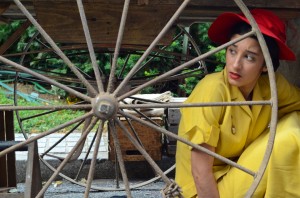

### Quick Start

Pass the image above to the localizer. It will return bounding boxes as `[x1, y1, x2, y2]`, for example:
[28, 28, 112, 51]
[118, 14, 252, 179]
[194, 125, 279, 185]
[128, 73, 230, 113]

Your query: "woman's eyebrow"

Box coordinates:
[231, 44, 237, 48]
[231, 44, 260, 55]
[246, 49, 260, 56]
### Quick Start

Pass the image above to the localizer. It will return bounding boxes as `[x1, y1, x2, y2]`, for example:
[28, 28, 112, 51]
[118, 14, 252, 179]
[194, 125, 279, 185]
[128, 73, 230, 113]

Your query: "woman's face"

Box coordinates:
[225, 34, 267, 99]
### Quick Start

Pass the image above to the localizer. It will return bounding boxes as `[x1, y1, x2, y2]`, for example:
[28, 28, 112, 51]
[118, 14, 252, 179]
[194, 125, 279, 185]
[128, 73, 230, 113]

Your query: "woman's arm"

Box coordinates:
[191, 143, 219, 198]
[269, 73, 300, 118]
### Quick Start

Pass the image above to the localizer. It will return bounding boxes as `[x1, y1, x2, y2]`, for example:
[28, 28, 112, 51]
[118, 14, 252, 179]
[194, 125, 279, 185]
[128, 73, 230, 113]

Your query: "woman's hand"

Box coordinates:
[191, 143, 219, 198]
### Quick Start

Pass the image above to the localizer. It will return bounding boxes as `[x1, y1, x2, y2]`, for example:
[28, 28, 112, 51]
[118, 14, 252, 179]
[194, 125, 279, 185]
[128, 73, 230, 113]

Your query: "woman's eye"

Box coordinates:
[229, 48, 236, 55]
[245, 54, 254, 61]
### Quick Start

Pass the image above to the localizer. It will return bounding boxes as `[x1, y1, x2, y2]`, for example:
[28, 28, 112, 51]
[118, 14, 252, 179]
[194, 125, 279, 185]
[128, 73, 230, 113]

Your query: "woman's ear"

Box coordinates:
[262, 65, 268, 72]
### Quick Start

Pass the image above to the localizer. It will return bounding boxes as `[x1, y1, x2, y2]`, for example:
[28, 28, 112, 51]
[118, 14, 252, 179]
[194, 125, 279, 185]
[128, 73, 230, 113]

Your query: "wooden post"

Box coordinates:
[0, 20, 31, 55]
[24, 141, 43, 198]
[0, 110, 17, 189]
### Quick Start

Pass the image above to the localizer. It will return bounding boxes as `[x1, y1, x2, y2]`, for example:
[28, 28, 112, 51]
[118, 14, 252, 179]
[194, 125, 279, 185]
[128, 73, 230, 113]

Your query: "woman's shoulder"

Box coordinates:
[195, 70, 228, 89]
[258, 72, 290, 86]
[187, 70, 230, 102]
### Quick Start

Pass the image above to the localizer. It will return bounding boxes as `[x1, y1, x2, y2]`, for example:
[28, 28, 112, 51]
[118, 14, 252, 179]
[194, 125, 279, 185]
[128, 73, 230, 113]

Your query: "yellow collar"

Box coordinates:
[222, 68, 268, 102]
[222, 68, 269, 117]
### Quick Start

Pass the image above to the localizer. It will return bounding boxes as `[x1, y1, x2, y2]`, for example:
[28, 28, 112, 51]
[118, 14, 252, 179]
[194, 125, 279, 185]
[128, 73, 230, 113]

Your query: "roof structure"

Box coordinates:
[1, 0, 300, 22]
[1, 1, 300, 49]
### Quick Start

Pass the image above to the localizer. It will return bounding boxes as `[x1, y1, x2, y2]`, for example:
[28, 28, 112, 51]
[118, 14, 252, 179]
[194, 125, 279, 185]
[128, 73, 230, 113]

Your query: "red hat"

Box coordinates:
[208, 9, 296, 61]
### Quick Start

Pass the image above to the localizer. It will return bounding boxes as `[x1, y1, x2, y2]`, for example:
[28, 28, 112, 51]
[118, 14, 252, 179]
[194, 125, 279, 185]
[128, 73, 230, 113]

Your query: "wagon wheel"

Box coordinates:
[0, 0, 277, 198]
[5, 6, 209, 192]
[7, 13, 206, 192]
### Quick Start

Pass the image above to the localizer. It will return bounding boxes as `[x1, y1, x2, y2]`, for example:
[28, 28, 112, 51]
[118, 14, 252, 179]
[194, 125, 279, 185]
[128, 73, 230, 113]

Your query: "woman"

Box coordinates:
[175, 9, 300, 198]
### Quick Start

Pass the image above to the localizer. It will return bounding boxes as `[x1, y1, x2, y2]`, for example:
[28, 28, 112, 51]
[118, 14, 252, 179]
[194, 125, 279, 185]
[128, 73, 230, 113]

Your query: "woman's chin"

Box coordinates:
[228, 78, 241, 87]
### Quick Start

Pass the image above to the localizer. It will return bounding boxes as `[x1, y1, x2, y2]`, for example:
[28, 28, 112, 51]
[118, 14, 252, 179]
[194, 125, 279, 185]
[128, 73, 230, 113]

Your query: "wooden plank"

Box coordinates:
[0, 111, 8, 188]
[109, 118, 163, 161]
[0, 110, 16, 189]
[0, 2, 35, 21]
[24, 141, 42, 198]
[187, 0, 266, 7]
[4, 111, 17, 138]
[187, 0, 300, 8]
[265, 0, 300, 8]
[2, 0, 300, 22]
[0, 111, 5, 140]
[0, 20, 31, 55]
[1, 0, 32, 2]
[4, 111, 16, 188]
[33, 1, 178, 46]
[30, 0, 300, 8]
[33, 0, 182, 4]
[0, 3, 10, 15]
[179, 7, 300, 25]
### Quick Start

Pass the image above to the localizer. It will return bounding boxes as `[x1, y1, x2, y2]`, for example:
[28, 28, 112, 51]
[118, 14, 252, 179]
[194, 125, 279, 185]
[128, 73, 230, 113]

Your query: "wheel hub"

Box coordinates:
[92, 93, 119, 120]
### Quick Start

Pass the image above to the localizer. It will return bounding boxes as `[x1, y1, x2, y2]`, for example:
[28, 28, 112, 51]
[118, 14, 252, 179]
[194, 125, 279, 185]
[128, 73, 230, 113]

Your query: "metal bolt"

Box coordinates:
[98, 102, 111, 114]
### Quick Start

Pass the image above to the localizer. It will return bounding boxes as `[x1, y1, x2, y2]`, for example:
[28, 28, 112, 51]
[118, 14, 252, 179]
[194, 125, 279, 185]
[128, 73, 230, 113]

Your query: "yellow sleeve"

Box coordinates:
[276, 73, 300, 118]
[178, 73, 229, 147]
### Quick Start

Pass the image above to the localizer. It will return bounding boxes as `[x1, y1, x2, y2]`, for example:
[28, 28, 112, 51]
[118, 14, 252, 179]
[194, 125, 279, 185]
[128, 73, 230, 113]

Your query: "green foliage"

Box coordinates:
[179, 70, 203, 95]
[0, 21, 21, 44]
[208, 46, 226, 72]
[116, 54, 141, 77]
[176, 23, 226, 96]
[0, 90, 84, 133]
[168, 39, 182, 53]
[0, 21, 39, 57]
[0, 17, 232, 135]
[0, 20, 227, 98]
[16, 107, 84, 134]
[190, 23, 211, 52]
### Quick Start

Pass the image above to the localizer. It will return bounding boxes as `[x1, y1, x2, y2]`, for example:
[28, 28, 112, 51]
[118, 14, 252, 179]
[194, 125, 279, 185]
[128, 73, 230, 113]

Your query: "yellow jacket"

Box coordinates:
[175, 68, 300, 197]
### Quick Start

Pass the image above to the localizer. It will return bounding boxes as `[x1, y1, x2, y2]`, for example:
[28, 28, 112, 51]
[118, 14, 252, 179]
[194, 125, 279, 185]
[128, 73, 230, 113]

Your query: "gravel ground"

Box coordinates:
[12, 179, 166, 198]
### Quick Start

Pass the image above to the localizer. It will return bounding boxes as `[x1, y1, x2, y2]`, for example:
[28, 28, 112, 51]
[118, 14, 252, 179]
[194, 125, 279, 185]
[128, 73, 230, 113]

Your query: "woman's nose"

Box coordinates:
[232, 55, 242, 69]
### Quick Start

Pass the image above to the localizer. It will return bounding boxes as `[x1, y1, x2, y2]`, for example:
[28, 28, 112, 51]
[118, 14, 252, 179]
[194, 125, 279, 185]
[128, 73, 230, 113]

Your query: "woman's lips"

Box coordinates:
[229, 72, 241, 80]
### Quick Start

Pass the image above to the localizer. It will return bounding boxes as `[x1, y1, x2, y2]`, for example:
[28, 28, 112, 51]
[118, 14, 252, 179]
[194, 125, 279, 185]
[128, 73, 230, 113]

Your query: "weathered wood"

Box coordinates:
[14, 0, 300, 8]
[2, 0, 300, 19]
[180, 8, 300, 23]
[0, 2, 35, 21]
[0, 111, 8, 188]
[33, 1, 178, 45]
[0, 109, 42, 197]
[0, 3, 10, 17]
[109, 118, 163, 161]
[187, 0, 300, 8]
[0, 20, 31, 55]
[0, 141, 41, 198]
[4, 111, 16, 189]
[24, 141, 43, 198]
[0, 110, 16, 189]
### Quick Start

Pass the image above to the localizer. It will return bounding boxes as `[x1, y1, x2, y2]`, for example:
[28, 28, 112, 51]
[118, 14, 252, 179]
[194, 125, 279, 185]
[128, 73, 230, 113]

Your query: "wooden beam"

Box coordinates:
[0, 111, 8, 189]
[2, 0, 300, 21]
[0, 110, 16, 189]
[0, 20, 31, 55]
[178, 7, 300, 25]
[33, 1, 178, 45]
[186, 0, 300, 9]
[0, 3, 10, 15]
[0, 3, 10, 23]
[24, 141, 42, 198]
[4, 111, 16, 188]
